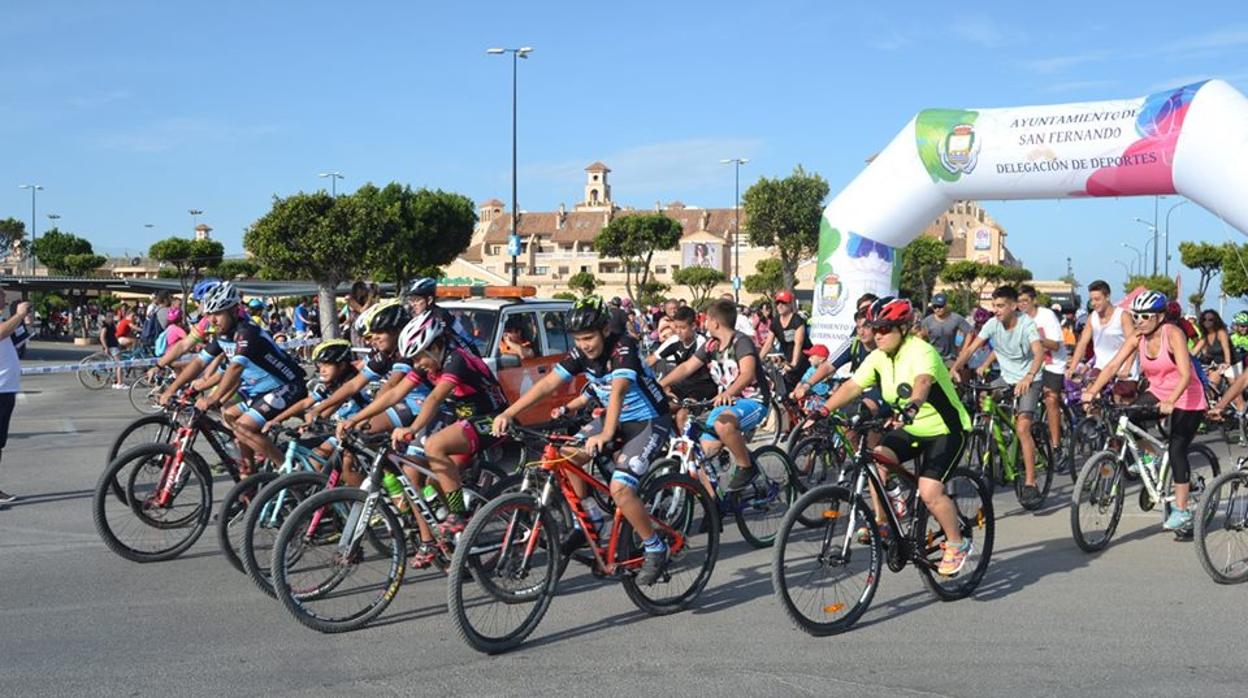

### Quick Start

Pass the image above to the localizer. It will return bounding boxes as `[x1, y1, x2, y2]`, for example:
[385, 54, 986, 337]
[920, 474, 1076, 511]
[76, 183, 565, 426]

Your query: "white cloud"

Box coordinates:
[1162, 26, 1248, 57]
[951, 17, 1008, 48]
[95, 117, 279, 153]
[66, 89, 132, 110]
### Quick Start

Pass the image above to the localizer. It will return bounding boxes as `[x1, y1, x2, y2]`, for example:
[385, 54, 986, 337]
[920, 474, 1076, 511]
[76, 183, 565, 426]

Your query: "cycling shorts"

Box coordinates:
[577, 416, 673, 477]
[241, 382, 308, 429]
[455, 413, 506, 456]
[879, 428, 966, 482]
[701, 398, 767, 442]
[385, 394, 427, 429]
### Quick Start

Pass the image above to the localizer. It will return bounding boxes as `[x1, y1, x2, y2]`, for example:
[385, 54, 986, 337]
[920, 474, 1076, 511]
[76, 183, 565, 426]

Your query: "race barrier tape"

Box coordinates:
[19, 338, 321, 377]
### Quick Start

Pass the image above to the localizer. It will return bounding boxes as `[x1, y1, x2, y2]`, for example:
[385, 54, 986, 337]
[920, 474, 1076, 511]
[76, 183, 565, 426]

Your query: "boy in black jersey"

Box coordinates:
[647, 305, 717, 431]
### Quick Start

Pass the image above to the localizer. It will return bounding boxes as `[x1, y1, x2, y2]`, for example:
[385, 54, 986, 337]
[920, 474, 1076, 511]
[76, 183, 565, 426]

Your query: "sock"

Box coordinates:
[445, 488, 466, 515]
[583, 500, 604, 531]
[643, 533, 666, 553]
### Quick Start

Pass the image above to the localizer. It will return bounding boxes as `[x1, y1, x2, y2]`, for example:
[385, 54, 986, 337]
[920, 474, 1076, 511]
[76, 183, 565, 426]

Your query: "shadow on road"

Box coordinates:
[5, 488, 95, 507]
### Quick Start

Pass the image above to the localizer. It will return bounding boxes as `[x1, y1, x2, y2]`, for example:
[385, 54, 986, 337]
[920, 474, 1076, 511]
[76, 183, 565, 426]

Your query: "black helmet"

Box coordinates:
[364, 300, 411, 334]
[312, 339, 354, 364]
[566, 296, 609, 332]
[406, 277, 437, 298]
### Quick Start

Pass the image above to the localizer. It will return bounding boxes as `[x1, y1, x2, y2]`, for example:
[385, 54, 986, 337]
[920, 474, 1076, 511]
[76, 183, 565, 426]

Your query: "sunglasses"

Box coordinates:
[775, 300, 789, 306]
[1132, 312, 1158, 322]
[873, 324, 896, 336]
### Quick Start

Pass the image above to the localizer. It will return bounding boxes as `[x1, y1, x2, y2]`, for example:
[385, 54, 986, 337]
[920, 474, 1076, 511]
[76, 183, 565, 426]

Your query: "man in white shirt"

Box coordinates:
[1019, 284, 1068, 466]
[0, 289, 30, 505]
[719, 293, 755, 340]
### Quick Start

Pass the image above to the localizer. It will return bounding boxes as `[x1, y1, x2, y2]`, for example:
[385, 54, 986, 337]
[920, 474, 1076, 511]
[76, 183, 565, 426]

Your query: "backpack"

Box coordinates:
[139, 311, 162, 349]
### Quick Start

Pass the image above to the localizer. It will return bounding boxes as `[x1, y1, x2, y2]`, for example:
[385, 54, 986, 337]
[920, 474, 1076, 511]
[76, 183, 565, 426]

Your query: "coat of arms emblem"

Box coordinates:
[938, 123, 980, 175]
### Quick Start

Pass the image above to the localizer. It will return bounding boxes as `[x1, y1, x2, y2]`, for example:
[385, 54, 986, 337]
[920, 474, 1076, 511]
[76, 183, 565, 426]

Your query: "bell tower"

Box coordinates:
[580, 161, 612, 209]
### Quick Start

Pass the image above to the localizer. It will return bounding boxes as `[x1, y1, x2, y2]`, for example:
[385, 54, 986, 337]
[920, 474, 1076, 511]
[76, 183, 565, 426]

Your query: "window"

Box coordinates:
[446, 308, 498, 356]
[580, 265, 590, 273]
[655, 265, 667, 274]
[490, 245, 500, 255]
[557, 266, 569, 275]
[533, 266, 549, 275]
[542, 310, 571, 355]
[500, 310, 543, 358]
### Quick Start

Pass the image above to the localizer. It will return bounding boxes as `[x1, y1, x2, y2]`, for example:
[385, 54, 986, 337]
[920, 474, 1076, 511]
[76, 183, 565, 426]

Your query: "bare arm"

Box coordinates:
[1068, 322, 1093, 378]
[821, 379, 866, 414]
[0, 303, 30, 341]
[1084, 336, 1141, 396]
[659, 354, 706, 388]
[499, 370, 565, 422]
[950, 333, 988, 376]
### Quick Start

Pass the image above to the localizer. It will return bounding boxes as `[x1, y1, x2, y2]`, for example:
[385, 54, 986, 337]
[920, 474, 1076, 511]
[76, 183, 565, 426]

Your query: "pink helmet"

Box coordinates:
[166, 307, 183, 324]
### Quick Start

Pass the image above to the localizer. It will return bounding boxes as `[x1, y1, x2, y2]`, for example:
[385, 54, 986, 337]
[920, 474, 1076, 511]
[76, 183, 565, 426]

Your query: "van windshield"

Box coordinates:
[446, 308, 496, 356]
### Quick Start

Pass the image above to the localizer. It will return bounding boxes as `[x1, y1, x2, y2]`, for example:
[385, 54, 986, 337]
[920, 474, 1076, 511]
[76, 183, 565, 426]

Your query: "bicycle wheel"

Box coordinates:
[913, 468, 995, 601]
[734, 445, 798, 548]
[1193, 469, 1248, 584]
[789, 435, 843, 493]
[271, 487, 406, 633]
[1070, 418, 1104, 482]
[620, 473, 719, 615]
[128, 374, 163, 415]
[771, 484, 881, 636]
[448, 492, 559, 654]
[105, 414, 178, 505]
[78, 351, 112, 390]
[241, 471, 329, 598]
[216, 471, 278, 574]
[1070, 451, 1126, 553]
[93, 444, 212, 563]
[1013, 424, 1054, 511]
[963, 428, 994, 495]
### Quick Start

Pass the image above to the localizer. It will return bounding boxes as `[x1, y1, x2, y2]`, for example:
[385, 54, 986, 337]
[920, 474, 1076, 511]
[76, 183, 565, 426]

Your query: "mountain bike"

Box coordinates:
[1193, 455, 1248, 584]
[771, 390, 994, 636]
[963, 381, 1054, 509]
[128, 367, 175, 415]
[785, 398, 853, 492]
[78, 345, 154, 390]
[1071, 403, 1221, 552]
[447, 425, 718, 653]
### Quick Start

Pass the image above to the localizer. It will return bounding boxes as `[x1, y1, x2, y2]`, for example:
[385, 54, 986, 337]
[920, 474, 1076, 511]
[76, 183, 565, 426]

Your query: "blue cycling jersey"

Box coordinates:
[555, 333, 669, 423]
[198, 320, 305, 396]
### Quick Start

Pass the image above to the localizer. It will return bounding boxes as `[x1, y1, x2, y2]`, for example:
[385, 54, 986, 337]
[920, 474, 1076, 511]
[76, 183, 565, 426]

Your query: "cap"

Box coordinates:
[931, 293, 947, 308]
[774, 290, 795, 304]
[803, 344, 830, 359]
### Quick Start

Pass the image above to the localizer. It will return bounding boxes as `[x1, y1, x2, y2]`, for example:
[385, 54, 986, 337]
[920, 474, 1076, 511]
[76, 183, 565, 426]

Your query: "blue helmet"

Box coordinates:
[1130, 290, 1167, 314]
[192, 277, 223, 301]
[247, 298, 265, 310]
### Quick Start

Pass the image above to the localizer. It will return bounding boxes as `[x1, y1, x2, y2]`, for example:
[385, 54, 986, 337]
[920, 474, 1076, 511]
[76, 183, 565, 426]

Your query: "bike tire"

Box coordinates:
[734, 445, 798, 548]
[789, 435, 843, 496]
[105, 414, 179, 505]
[1070, 451, 1126, 553]
[620, 473, 719, 615]
[963, 429, 993, 495]
[93, 444, 213, 563]
[216, 471, 279, 574]
[912, 468, 995, 601]
[78, 352, 112, 390]
[1013, 424, 1054, 511]
[770, 484, 881, 636]
[447, 492, 559, 654]
[128, 374, 163, 415]
[1193, 469, 1248, 584]
[241, 471, 329, 598]
[1070, 418, 1104, 482]
[270, 487, 406, 633]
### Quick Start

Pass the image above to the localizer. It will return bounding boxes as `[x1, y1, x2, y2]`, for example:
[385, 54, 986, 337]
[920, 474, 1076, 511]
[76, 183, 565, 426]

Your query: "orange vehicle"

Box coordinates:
[438, 289, 584, 425]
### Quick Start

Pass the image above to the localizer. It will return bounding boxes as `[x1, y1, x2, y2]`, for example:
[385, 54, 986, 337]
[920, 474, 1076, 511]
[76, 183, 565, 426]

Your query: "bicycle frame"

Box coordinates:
[255, 435, 336, 529]
[1110, 414, 1173, 508]
[976, 390, 1026, 482]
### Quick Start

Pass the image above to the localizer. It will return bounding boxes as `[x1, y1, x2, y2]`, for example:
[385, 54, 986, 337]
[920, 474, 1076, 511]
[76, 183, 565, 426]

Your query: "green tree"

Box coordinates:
[552, 291, 577, 301]
[938, 261, 983, 312]
[362, 183, 476, 291]
[149, 237, 226, 302]
[672, 266, 727, 309]
[1221, 243, 1248, 300]
[59, 253, 106, 276]
[742, 165, 830, 290]
[1179, 241, 1225, 311]
[31, 228, 99, 274]
[594, 213, 682, 303]
[743, 258, 784, 301]
[637, 281, 670, 308]
[567, 271, 598, 297]
[898, 236, 948, 308]
[1123, 274, 1177, 299]
[210, 259, 261, 280]
[0, 217, 26, 256]
[245, 191, 374, 339]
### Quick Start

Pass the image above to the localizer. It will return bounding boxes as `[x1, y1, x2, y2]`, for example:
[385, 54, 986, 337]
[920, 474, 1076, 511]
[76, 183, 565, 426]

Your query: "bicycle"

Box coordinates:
[1071, 403, 1221, 552]
[785, 397, 854, 492]
[446, 424, 719, 653]
[963, 381, 1054, 510]
[1193, 454, 1248, 584]
[128, 367, 175, 415]
[78, 345, 154, 390]
[771, 389, 995, 636]
[645, 399, 799, 547]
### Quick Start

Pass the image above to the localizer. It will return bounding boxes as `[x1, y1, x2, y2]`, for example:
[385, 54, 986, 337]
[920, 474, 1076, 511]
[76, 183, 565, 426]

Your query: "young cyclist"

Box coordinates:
[818, 297, 974, 576]
[492, 296, 676, 584]
[647, 305, 717, 431]
[660, 298, 769, 493]
[404, 277, 478, 353]
[331, 300, 425, 434]
[795, 345, 833, 400]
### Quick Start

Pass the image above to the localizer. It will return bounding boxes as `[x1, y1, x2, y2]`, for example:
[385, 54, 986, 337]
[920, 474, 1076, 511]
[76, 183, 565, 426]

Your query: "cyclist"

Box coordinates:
[1083, 291, 1207, 530]
[818, 296, 973, 576]
[162, 282, 307, 471]
[404, 277, 478, 354]
[1195, 310, 1234, 389]
[660, 298, 769, 493]
[1018, 284, 1068, 469]
[147, 278, 230, 380]
[492, 296, 675, 584]
[330, 300, 425, 433]
[1067, 280, 1135, 387]
[98, 311, 126, 390]
[760, 289, 811, 394]
[1230, 311, 1248, 362]
[647, 305, 717, 431]
[950, 285, 1047, 507]
[917, 293, 971, 365]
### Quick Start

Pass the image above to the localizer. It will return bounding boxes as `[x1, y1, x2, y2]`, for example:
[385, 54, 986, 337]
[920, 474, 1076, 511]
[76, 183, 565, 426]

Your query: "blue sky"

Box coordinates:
[4, 0, 1247, 307]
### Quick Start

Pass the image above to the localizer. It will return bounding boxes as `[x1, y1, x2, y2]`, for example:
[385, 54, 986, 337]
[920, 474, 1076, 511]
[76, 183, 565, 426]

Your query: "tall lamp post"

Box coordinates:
[1133, 217, 1158, 275]
[1113, 259, 1132, 284]
[318, 171, 344, 197]
[720, 157, 749, 302]
[1163, 200, 1190, 276]
[487, 45, 533, 286]
[1121, 242, 1144, 275]
[19, 184, 43, 274]
[189, 209, 203, 232]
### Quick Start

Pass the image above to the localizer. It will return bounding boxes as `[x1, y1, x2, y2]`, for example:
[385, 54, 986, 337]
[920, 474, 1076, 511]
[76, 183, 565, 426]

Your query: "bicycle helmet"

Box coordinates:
[361, 299, 411, 335]
[566, 296, 610, 333]
[398, 311, 446, 358]
[312, 339, 354, 364]
[406, 277, 437, 298]
[864, 296, 913, 329]
[1130, 290, 1167, 314]
[166, 307, 183, 324]
[247, 298, 265, 311]
[972, 306, 992, 325]
[1234, 311, 1248, 325]
[200, 281, 241, 314]
[192, 277, 222, 301]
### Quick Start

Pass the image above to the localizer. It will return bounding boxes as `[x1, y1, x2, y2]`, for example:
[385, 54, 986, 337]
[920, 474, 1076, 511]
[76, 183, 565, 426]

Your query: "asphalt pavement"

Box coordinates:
[1, 341, 1245, 698]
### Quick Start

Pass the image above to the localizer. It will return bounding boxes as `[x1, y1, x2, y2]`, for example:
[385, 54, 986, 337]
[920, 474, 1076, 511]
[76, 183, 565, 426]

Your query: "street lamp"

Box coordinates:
[1163, 200, 1190, 276]
[1113, 259, 1132, 282]
[318, 171, 344, 197]
[720, 157, 749, 302]
[189, 209, 203, 231]
[1133, 217, 1158, 275]
[19, 184, 43, 274]
[487, 45, 533, 286]
[46, 213, 61, 227]
[1121, 242, 1143, 274]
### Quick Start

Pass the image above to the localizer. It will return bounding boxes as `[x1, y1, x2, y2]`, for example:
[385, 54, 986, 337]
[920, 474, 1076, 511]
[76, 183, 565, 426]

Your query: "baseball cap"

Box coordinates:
[931, 293, 947, 308]
[803, 344, 830, 359]
[775, 290, 795, 304]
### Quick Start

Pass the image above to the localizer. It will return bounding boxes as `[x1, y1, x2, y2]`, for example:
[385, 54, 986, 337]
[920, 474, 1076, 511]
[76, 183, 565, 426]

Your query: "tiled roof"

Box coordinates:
[479, 198, 504, 208]
[461, 244, 483, 262]
[479, 206, 748, 246]
[584, 161, 610, 172]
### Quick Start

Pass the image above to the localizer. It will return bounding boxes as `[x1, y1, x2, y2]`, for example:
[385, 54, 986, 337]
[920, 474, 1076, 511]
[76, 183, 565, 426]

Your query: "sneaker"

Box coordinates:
[724, 464, 758, 493]
[855, 521, 890, 544]
[437, 513, 468, 541]
[1021, 484, 1041, 506]
[635, 544, 670, 586]
[0, 490, 16, 505]
[937, 538, 974, 577]
[560, 528, 588, 557]
[409, 542, 438, 569]
[111, 383, 128, 390]
[1163, 507, 1193, 531]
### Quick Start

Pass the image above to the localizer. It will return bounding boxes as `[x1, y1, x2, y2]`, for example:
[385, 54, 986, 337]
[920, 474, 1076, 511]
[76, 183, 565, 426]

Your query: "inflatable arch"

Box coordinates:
[810, 78, 1248, 349]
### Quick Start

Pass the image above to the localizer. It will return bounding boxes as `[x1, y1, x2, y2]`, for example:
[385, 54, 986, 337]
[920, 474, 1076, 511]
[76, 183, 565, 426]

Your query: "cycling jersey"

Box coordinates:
[198, 320, 306, 396]
[557, 333, 670, 422]
[694, 331, 770, 404]
[851, 335, 970, 438]
[404, 345, 507, 419]
[654, 334, 716, 397]
[362, 348, 412, 382]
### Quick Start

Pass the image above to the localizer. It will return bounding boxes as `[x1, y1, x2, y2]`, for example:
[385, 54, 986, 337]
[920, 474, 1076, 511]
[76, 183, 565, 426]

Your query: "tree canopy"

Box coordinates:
[31, 228, 105, 275]
[1123, 273, 1177, 299]
[1179, 241, 1225, 310]
[594, 213, 682, 303]
[149, 236, 226, 300]
[742, 165, 829, 290]
[567, 271, 598, 297]
[0, 217, 26, 254]
[743, 258, 784, 300]
[898, 236, 948, 309]
[672, 266, 726, 309]
[362, 183, 477, 290]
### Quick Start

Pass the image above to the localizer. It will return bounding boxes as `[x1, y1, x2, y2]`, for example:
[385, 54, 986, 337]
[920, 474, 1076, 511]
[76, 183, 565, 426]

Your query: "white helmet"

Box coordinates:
[201, 281, 241, 314]
[398, 311, 446, 358]
[1131, 290, 1167, 314]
